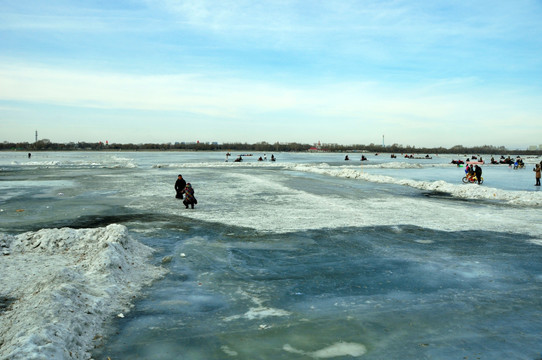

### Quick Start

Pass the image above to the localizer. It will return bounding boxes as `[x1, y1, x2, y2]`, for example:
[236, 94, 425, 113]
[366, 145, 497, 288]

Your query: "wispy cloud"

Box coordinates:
[2, 62, 538, 123]
[1, 0, 541, 146]
[0, 3, 160, 33]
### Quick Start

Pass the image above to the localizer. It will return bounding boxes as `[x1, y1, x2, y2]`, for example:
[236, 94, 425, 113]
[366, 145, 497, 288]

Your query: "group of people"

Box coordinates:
[344, 155, 368, 161]
[513, 158, 525, 169]
[175, 174, 197, 209]
[464, 160, 541, 187]
[257, 154, 276, 161]
[232, 154, 276, 162]
[465, 164, 483, 184]
[491, 155, 514, 165]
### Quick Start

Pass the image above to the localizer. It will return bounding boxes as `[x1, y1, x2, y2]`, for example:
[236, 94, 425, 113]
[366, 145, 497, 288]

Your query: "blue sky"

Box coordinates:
[1, 0, 541, 148]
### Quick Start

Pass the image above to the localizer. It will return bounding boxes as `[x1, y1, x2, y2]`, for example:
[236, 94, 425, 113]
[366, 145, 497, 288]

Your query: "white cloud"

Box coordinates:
[1, 62, 540, 132]
[1, 0, 541, 146]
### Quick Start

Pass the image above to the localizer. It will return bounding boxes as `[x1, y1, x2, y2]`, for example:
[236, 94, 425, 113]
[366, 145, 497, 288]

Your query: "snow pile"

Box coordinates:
[0, 224, 166, 360]
[288, 164, 542, 206]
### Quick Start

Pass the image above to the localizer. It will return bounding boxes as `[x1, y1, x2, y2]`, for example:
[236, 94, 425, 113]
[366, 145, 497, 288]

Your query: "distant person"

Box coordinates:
[28, 153, 31, 158]
[474, 165, 482, 185]
[534, 164, 541, 186]
[345, 155, 349, 161]
[175, 174, 186, 199]
[271, 154, 276, 162]
[183, 183, 197, 209]
[258, 156, 263, 161]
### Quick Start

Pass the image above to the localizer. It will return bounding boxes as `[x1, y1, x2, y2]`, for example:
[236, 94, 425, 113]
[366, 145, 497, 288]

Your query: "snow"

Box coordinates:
[287, 163, 542, 206]
[283, 342, 367, 358]
[1, 151, 541, 358]
[0, 224, 166, 360]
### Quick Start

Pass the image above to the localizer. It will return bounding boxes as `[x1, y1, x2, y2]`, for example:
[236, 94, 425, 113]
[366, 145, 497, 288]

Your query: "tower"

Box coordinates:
[35, 131, 38, 143]
[382, 135, 385, 147]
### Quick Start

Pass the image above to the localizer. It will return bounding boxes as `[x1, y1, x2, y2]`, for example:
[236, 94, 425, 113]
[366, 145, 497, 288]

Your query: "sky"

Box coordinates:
[1, 0, 541, 149]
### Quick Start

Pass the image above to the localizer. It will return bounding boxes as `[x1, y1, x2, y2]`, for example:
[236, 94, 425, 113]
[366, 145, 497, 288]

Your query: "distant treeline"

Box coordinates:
[1, 141, 541, 155]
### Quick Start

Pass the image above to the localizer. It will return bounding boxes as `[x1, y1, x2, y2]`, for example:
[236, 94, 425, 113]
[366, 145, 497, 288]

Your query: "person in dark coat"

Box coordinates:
[175, 174, 186, 199]
[474, 165, 482, 184]
[183, 183, 197, 209]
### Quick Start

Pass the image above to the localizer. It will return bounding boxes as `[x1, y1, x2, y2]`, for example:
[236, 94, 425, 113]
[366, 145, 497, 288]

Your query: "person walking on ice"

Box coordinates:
[183, 183, 197, 209]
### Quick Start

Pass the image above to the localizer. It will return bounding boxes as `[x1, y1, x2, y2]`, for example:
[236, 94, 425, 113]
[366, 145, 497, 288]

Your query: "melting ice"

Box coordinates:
[0, 151, 541, 359]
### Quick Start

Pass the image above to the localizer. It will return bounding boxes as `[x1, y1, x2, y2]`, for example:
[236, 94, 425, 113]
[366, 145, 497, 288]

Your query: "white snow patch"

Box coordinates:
[224, 306, 291, 321]
[0, 224, 166, 360]
[283, 342, 367, 358]
[287, 164, 542, 206]
[221, 345, 238, 356]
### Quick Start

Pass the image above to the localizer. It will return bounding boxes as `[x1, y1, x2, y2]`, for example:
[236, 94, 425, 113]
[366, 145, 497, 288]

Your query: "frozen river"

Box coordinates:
[1, 151, 541, 359]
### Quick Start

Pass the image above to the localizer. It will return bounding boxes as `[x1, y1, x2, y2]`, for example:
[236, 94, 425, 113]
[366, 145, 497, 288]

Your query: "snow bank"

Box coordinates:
[10, 156, 137, 169]
[151, 161, 284, 168]
[150, 160, 446, 170]
[288, 164, 542, 206]
[0, 224, 166, 360]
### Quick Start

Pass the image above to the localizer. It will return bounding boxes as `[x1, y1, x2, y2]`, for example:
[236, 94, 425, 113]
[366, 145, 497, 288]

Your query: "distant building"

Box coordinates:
[308, 140, 328, 152]
[528, 145, 538, 151]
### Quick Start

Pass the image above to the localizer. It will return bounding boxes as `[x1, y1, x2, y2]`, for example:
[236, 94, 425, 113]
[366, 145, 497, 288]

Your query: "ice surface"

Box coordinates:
[1, 151, 541, 359]
[124, 161, 542, 240]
